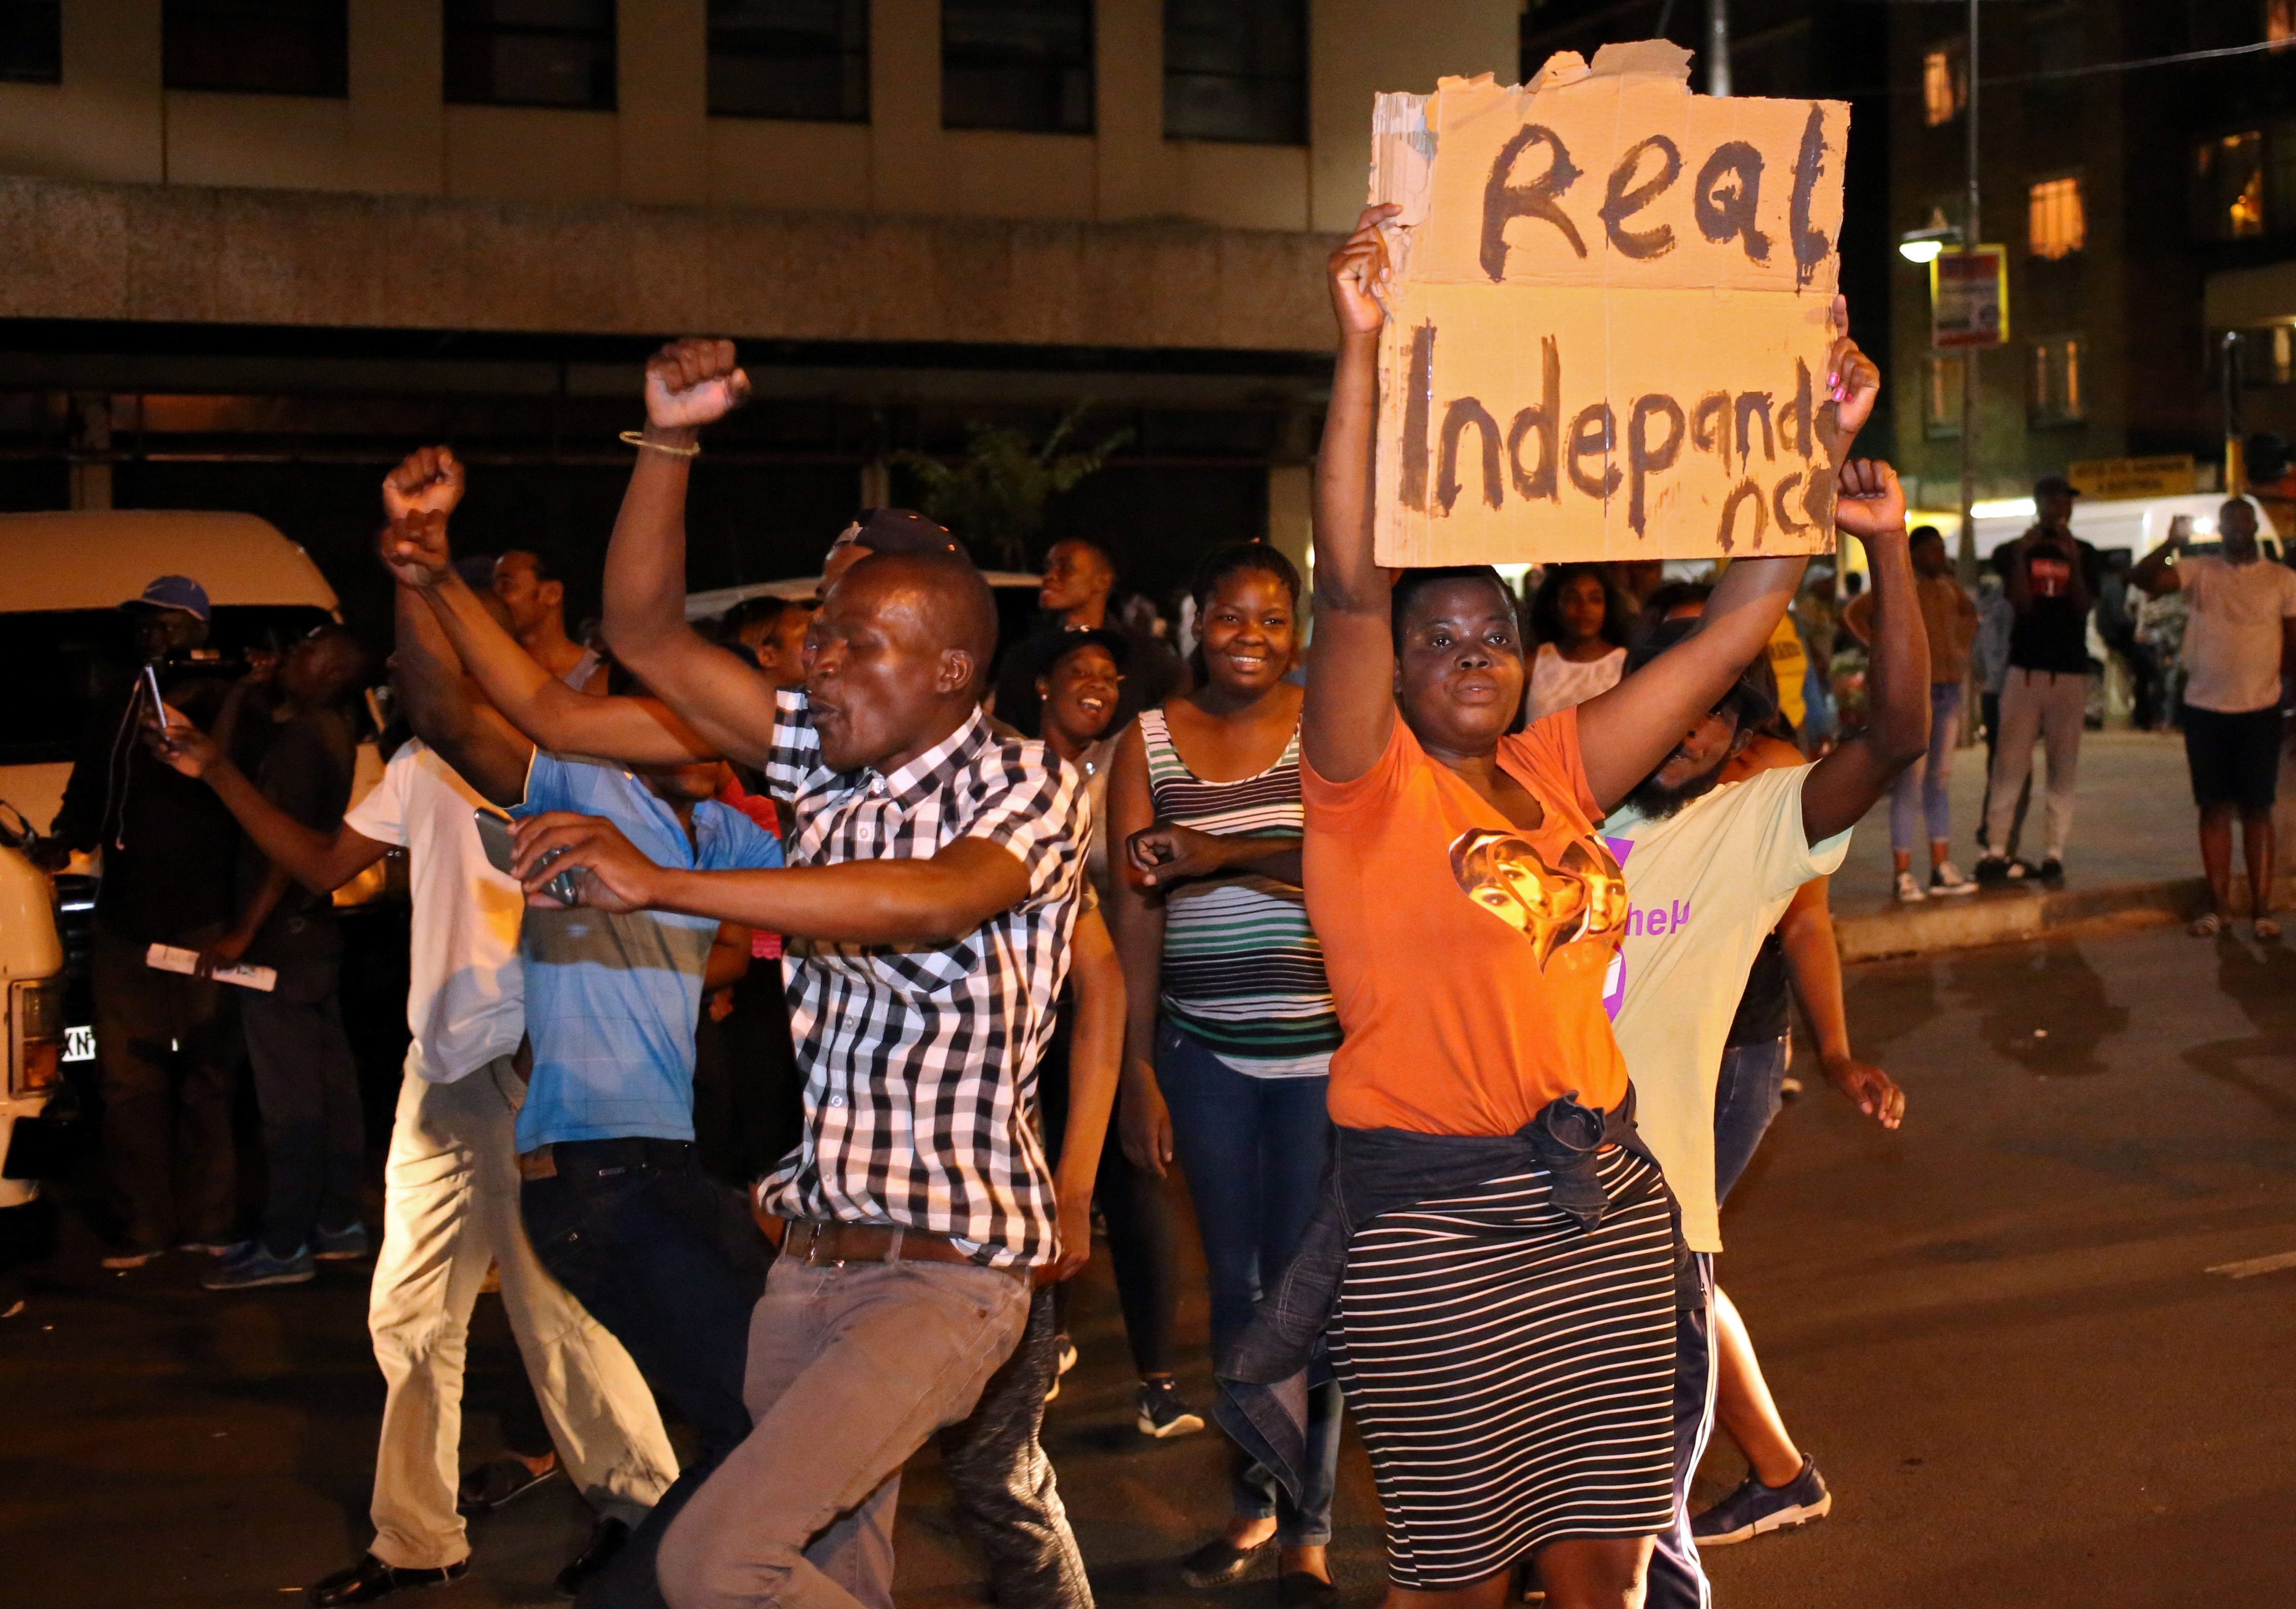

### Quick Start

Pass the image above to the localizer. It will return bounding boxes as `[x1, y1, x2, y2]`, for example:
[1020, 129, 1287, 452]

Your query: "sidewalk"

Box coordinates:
[1827, 728, 2294, 960]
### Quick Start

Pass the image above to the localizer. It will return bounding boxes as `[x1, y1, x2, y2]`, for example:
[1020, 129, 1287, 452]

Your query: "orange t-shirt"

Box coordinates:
[1303, 710, 1630, 1136]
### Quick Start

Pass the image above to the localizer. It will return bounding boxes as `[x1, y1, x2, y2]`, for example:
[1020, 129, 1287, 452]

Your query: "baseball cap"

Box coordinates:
[831, 508, 966, 563]
[122, 575, 211, 621]
[2032, 474, 2083, 500]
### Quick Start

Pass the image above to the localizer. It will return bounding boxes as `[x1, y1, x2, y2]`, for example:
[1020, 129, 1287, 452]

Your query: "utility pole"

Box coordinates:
[1956, 0, 1981, 585]
[1707, 0, 1731, 96]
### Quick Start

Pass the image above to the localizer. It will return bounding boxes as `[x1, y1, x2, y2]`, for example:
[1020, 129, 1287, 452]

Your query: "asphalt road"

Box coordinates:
[5, 923, 2294, 1609]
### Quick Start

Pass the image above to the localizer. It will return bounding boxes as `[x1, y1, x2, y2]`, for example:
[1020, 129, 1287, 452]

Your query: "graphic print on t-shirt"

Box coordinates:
[1448, 827, 1627, 968]
[2028, 553, 2073, 598]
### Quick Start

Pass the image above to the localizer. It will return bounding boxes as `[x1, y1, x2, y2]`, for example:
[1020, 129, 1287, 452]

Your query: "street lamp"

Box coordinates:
[1898, 222, 1962, 265]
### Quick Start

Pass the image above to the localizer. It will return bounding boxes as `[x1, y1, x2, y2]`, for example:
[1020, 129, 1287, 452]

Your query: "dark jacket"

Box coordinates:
[1213, 1088, 1687, 1503]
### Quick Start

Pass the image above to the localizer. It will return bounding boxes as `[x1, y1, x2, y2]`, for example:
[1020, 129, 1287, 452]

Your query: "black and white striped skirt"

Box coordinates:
[1326, 1147, 1679, 1589]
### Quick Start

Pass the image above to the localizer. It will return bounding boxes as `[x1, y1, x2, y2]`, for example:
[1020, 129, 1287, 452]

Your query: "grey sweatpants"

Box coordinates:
[1983, 666, 2088, 860]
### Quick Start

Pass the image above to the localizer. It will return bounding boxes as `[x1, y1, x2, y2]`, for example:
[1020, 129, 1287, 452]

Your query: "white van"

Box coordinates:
[1967, 493, 2283, 564]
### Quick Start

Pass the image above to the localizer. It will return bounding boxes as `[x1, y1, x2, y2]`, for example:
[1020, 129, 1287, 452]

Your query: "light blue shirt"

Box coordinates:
[511, 753, 783, 1152]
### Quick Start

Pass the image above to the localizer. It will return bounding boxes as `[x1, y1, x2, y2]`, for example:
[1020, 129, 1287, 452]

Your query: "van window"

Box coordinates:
[0, 605, 337, 766]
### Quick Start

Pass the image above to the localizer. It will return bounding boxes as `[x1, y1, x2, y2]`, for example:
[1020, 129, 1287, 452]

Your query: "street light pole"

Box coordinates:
[1708, 0, 1731, 96]
[1957, 0, 1981, 584]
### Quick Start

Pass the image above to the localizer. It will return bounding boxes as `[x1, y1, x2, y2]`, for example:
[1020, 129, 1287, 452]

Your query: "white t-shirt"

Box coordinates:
[342, 740, 525, 1082]
[1528, 642, 1628, 721]
[1600, 765, 1850, 1253]
[2179, 555, 2296, 714]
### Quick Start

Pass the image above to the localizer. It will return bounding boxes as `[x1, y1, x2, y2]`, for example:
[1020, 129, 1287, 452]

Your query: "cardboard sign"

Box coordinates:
[1368, 42, 1849, 566]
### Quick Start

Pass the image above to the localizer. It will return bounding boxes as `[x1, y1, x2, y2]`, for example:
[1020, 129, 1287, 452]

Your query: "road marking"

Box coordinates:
[2207, 1251, 2296, 1279]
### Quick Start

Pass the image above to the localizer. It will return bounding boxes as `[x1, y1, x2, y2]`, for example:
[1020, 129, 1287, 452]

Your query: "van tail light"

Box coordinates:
[10, 978, 64, 1096]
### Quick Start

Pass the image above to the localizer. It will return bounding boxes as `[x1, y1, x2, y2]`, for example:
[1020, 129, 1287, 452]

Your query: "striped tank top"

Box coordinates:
[1140, 707, 1338, 1078]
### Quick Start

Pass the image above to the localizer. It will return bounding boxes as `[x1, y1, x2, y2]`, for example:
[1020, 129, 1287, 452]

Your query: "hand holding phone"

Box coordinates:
[474, 807, 582, 905]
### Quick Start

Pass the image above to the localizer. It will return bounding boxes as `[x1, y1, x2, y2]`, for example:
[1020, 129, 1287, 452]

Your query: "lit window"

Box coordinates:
[709, 0, 870, 121]
[1165, 0, 1306, 145]
[2028, 177, 2086, 259]
[165, 0, 347, 96]
[1924, 354, 1963, 438]
[2195, 131, 2267, 240]
[2030, 336, 2084, 427]
[942, 0, 1093, 134]
[2270, 0, 2295, 48]
[1923, 44, 1966, 127]
[0, 0, 60, 84]
[445, 0, 615, 111]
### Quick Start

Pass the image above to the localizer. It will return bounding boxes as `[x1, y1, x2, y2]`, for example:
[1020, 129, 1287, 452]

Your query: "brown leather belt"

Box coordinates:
[780, 1219, 1026, 1283]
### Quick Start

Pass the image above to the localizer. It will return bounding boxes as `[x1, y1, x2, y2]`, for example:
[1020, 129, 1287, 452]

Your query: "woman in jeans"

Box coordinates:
[1108, 541, 1343, 1605]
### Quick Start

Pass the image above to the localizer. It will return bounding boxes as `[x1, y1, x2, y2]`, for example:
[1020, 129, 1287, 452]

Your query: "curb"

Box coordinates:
[1833, 874, 2290, 962]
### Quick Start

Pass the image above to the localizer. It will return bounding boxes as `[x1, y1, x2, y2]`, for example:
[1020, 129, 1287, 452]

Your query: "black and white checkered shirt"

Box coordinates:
[756, 690, 1086, 1267]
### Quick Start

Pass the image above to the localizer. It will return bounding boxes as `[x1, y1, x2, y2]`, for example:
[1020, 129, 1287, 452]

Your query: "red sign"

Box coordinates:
[1931, 247, 2008, 350]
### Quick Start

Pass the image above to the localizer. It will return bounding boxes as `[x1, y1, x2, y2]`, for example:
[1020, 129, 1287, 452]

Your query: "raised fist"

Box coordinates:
[383, 444, 464, 523]
[644, 338, 751, 432]
[1832, 458, 1906, 546]
[379, 508, 455, 589]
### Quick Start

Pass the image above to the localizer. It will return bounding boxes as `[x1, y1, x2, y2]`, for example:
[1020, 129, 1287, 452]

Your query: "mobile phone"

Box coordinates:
[473, 807, 583, 905]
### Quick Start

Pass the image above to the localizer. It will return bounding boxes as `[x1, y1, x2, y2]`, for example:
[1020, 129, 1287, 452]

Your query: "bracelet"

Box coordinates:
[620, 429, 701, 459]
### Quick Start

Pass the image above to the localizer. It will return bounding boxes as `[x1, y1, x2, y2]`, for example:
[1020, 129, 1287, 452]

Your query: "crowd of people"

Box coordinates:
[27, 195, 2290, 1609]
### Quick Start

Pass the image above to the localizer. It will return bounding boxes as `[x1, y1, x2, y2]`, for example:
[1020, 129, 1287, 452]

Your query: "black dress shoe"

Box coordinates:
[1279, 1570, 1341, 1609]
[555, 1517, 630, 1599]
[307, 1552, 469, 1605]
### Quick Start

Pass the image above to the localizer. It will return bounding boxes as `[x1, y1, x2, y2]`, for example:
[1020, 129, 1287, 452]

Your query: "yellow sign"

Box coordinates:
[2067, 455, 2196, 501]
[1368, 41, 1848, 566]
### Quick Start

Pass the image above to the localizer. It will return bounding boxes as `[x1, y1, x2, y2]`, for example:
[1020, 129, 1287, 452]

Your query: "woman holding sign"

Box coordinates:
[1290, 204, 1879, 1609]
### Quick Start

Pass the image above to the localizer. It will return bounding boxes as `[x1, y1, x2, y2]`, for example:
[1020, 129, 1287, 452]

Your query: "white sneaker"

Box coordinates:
[1928, 862, 1980, 896]
[1894, 870, 1928, 903]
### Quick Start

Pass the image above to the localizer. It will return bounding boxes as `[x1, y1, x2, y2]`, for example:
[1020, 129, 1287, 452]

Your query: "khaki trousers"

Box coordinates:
[367, 1048, 678, 1570]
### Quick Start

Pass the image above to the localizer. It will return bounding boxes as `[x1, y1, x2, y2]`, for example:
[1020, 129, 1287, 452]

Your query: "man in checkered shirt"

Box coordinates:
[505, 340, 1092, 1609]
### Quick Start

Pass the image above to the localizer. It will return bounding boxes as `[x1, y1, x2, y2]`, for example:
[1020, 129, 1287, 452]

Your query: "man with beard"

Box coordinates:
[1590, 458, 1929, 1609]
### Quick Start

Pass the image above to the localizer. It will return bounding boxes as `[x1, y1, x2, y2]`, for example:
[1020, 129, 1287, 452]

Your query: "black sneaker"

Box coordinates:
[2038, 856, 2065, 885]
[1974, 855, 2011, 887]
[1691, 1456, 1832, 1546]
[1135, 1377, 1206, 1439]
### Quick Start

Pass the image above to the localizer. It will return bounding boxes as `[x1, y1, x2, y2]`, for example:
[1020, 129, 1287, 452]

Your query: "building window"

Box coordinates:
[2028, 176, 2086, 259]
[2030, 335, 2084, 427]
[942, 0, 1092, 134]
[445, 0, 616, 110]
[2271, 0, 2295, 48]
[710, 0, 869, 121]
[1923, 42, 1965, 127]
[163, 0, 347, 97]
[1164, 0, 1306, 145]
[2194, 130, 2267, 241]
[0, 0, 59, 83]
[1924, 354, 1963, 439]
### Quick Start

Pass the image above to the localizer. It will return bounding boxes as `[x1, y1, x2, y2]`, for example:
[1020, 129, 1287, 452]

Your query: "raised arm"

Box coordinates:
[2130, 528, 2187, 596]
[1799, 461, 1931, 842]
[1575, 318, 1879, 811]
[389, 567, 536, 810]
[596, 341, 783, 770]
[1301, 205, 1404, 785]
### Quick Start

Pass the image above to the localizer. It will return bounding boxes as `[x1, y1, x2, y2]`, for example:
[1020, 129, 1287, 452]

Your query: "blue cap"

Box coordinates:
[123, 575, 211, 621]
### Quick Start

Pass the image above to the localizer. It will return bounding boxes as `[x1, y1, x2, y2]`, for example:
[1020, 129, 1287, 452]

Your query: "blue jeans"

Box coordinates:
[1712, 1037, 1789, 1205]
[1889, 682, 1964, 855]
[1156, 1024, 1342, 1547]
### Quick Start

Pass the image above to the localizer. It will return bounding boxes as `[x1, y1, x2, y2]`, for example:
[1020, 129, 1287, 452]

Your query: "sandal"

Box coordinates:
[2256, 916, 2283, 941]
[2190, 912, 2225, 938]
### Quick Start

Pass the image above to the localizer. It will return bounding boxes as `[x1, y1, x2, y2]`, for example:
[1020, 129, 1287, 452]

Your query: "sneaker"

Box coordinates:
[1135, 1378, 1206, 1439]
[1692, 1456, 1833, 1546]
[1974, 854, 2011, 887]
[1054, 1334, 1078, 1377]
[1893, 870, 1927, 903]
[314, 1222, 370, 1261]
[1928, 862, 1980, 896]
[203, 1245, 316, 1291]
[177, 1238, 238, 1257]
[100, 1243, 165, 1270]
[2038, 856, 2065, 885]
